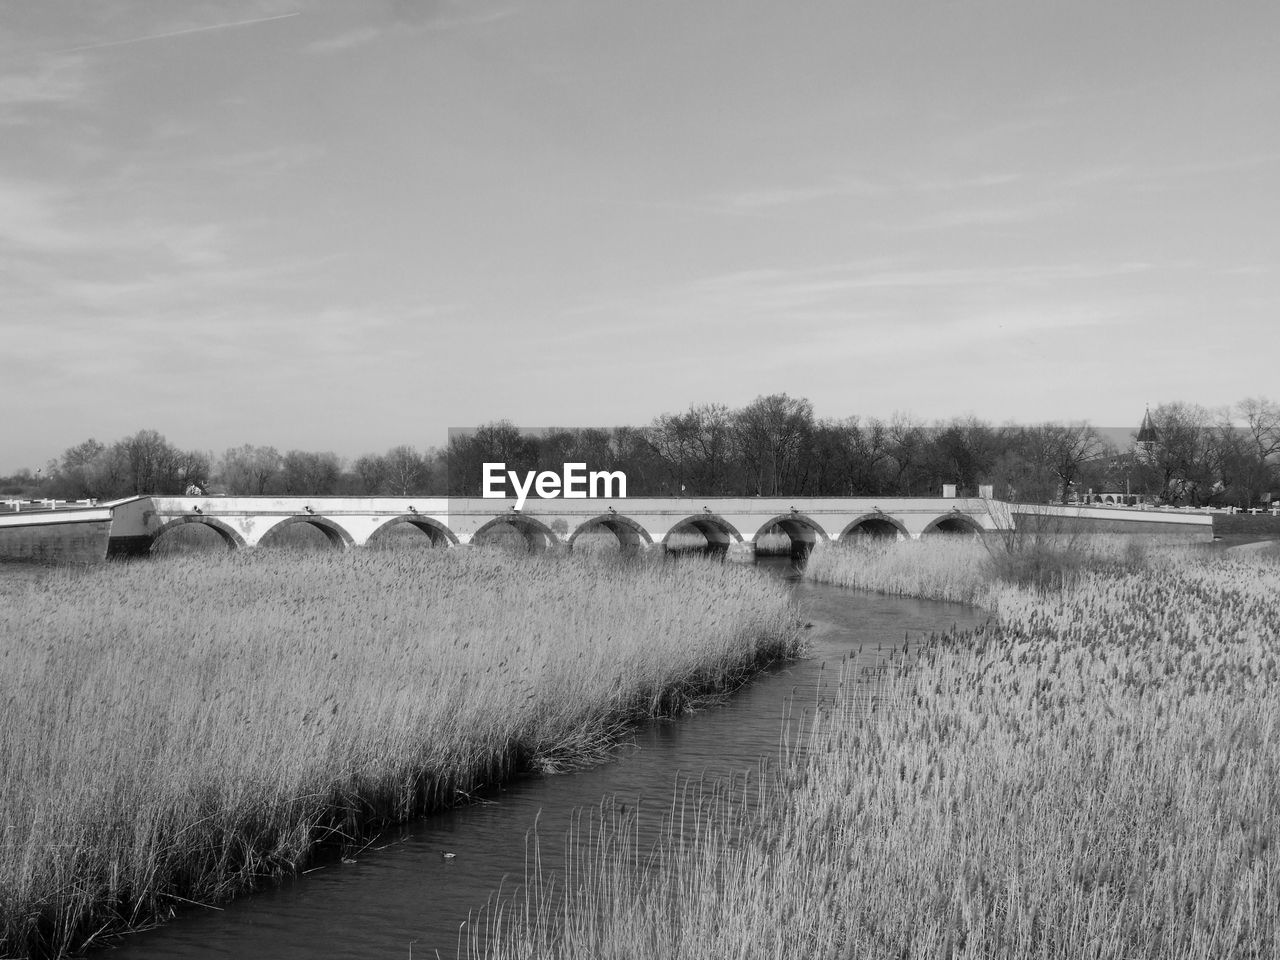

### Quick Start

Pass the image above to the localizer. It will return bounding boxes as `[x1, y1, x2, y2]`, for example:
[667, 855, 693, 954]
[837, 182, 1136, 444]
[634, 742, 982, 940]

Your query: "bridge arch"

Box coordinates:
[567, 514, 653, 554]
[472, 514, 560, 553]
[366, 515, 459, 548]
[663, 514, 742, 555]
[753, 513, 828, 562]
[752, 513, 829, 544]
[150, 516, 247, 553]
[921, 513, 984, 536]
[839, 513, 909, 541]
[258, 515, 355, 550]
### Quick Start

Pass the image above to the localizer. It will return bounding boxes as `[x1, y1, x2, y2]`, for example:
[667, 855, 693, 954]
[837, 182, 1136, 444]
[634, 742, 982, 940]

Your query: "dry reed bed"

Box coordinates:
[0, 549, 800, 959]
[474, 546, 1280, 959]
[805, 536, 997, 605]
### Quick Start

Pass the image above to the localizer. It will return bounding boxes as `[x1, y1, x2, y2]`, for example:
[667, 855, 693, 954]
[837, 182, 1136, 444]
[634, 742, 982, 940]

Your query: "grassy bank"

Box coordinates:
[473, 545, 1280, 958]
[0, 549, 801, 959]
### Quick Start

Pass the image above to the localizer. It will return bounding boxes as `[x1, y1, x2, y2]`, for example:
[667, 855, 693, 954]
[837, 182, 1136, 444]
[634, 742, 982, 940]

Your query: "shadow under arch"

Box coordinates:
[839, 513, 909, 541]
[753, 513, 829, 562]
[366, 515, 460, 548]
[258, 515, 355, 550]
[567, 514, 653, 554]
[472, 514, 561, 553]
[149, 515, 247, 552]
[921, 513, 985, 536]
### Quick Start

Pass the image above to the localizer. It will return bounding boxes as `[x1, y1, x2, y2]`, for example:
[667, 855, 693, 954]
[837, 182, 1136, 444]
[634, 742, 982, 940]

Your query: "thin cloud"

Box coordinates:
[55, 11, 301, 54]
[895, 199, 1071, 232]
[554, 258, 1157, 350]
[307, 25, 382, 54]
[712, 171, 1026, 215]
[0, 55, 87, 113]
[714, 178, 890, 213]
[425, 7, 517, 31]
[304, 2, 515, 55]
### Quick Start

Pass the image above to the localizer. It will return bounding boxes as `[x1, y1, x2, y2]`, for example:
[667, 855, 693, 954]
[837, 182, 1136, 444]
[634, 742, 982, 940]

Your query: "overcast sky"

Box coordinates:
[2, 0, 1277, 473]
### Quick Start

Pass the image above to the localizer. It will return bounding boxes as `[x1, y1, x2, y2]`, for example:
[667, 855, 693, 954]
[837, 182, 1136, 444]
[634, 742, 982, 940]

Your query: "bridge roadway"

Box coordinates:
[103, 495, 1005, 556]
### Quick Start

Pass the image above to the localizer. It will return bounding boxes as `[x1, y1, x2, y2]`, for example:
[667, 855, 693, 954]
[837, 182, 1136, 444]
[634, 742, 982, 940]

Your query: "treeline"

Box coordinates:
[8, 395, 1279, 507]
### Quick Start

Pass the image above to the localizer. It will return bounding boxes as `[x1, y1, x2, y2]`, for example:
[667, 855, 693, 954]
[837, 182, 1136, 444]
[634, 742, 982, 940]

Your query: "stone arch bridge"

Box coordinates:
[103, 495, 1008, 559]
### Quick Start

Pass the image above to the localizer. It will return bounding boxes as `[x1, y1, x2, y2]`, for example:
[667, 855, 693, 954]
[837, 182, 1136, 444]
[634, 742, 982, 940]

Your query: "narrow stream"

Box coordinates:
[99, 560, 988, 959]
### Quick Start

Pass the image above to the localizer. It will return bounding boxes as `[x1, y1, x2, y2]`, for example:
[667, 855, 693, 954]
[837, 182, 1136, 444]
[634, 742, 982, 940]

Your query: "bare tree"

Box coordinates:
[383, 445, 429, 495]
[280, 450, 343, 495]
[1026, 422, 1109, 504]
[219, 445, 282, 495]
[648, 403, 736, 495]
[925, 416, 1001, 497]
[447, 421, 538, 495]
[50, 438, 106, 498]
[352, 454, 389, 495]
[1138, 403, 1217, 504]
[1238, 396, 1280, 463]
[885, 412, 927, 495]
[732, 394, 813, 496]
[119, 429, 177, 494]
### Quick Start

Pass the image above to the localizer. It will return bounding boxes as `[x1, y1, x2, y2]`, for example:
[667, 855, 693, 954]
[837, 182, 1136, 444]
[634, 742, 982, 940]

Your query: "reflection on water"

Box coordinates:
[100, 559, 987, 960]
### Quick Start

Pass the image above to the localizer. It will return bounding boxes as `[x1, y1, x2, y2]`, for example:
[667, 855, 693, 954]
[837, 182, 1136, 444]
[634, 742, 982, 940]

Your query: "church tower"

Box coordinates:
[1135, 406, 1159, 462]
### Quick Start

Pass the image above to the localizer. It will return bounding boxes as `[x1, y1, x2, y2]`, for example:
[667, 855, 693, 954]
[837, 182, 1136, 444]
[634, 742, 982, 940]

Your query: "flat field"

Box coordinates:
[0, 549, 801, 959]
[476, 541, 1280, 959]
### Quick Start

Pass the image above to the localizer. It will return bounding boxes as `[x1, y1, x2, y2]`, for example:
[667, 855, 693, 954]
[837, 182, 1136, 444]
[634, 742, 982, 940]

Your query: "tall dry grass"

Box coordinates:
[804, 536, 996, 605]
[0, 549, 801, 959]
[804, 532, 1205, 606]
[473, 547, 1280, 959]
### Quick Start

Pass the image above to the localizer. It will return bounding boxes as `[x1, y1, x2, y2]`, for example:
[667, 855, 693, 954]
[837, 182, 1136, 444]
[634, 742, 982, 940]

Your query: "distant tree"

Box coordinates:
[383, 445, 430, 495]
[845, 416, 893, 495]
[1018, 422, 1109, 503]
[923, 417, 1001, 497]
[0, 468, 40, 498]
[884, 413, 928, 495]
[172, 448, 213, 494]
[1136, 403, 1218, 505]
[610, 426, 666, 496]
[352, 453, 389, 495]
[280, 450, 343, 495]
[1235, 397, 1280, 503]
[218, 445, 282, 495]
[422, 446, 450, 495]
[1204, 400, 1280, 508]
[1238, 396, 1280, 462]
[117, 429, 172, 493]
[49, 438, 107, 498]
[569, 428, 621, 477]
[805, 419, 852, 496]
[447, 421, 538, 495]
[536, 429, 580, 475]
[648, 403, 737, 496]
[90, 443, 131, 498]
[732, 394, 814, 496]
[808, 417, 892, 496]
